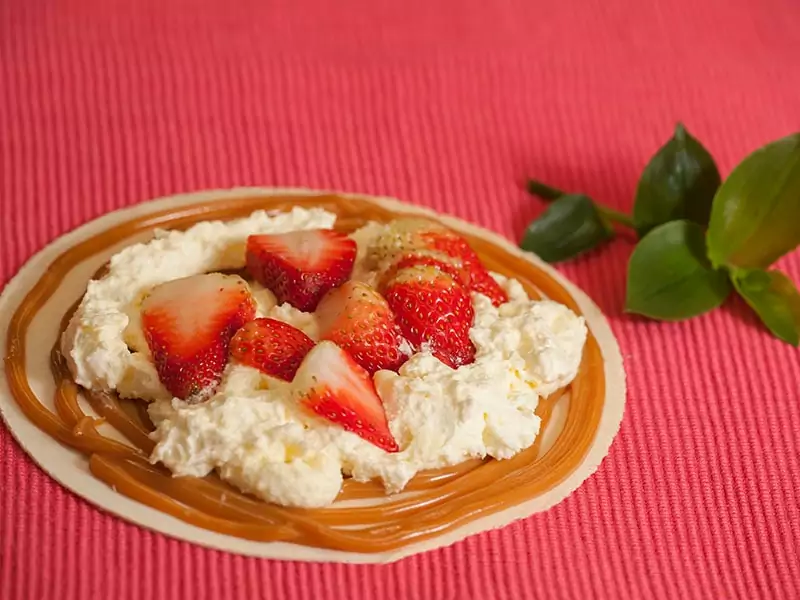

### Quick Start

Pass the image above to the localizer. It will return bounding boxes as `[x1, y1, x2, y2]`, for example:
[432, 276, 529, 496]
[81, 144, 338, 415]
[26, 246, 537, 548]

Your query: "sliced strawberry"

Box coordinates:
[418, 230, 509, 307]
[141, 273, 256, 400]
[294, 341, 399, 452]
[368, 218, 445, 268]
[316, 281, 409, 374]
[246, 230, 356, 311]
[383, 265, 476, 368]
[371, 219, 508, 306]
[418, 229, 474, 262]
[378, 249, 470, 290]
[230, 318, 314, 381]
[466, 268, 508, 306]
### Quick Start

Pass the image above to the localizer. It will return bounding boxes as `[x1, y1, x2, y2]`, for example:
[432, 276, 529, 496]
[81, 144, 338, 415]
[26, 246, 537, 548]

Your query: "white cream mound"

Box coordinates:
[62, 208, 587, 508]
[61, 207, 335, 401]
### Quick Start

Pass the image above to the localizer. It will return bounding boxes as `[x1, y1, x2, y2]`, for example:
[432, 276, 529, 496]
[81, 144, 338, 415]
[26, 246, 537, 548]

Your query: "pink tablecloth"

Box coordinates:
[2, 1, 799, 598]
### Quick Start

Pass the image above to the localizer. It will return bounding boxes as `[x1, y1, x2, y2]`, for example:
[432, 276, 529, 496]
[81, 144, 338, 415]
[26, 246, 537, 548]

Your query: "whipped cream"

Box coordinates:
[62, 207, 335, 400]
[62, 210, 587, 508]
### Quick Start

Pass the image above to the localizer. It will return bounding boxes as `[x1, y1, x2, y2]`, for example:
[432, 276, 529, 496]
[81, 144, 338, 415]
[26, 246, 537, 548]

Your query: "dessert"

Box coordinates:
[61, 205, 587, 509]
[2, 191, 621, 559]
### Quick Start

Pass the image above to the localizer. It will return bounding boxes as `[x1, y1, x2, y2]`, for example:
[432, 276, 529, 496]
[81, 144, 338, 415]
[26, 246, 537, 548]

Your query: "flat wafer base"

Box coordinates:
[0, 188, 625, 563]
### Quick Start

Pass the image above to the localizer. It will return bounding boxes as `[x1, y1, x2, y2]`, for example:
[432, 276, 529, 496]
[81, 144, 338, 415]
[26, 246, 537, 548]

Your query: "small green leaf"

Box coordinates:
[527, 179, 635, 229]
[625, 220, 732, 320]
[633, 123, 721, 237]
[520, 194, 613, 263]
[707, 132, 800, 269]
[526, 179, 565, 201]
[731, 268, 800, 346]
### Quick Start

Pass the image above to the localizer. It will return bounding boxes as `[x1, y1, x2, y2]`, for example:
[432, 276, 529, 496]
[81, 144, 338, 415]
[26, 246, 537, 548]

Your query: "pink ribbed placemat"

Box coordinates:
[2, 1, 799, 598]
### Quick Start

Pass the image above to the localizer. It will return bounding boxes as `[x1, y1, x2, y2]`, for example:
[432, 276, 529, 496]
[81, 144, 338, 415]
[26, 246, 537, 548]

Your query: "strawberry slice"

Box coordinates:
[417, 230, 509, 307]
[230, 318, 314, 381]
[465, 268, 508, 307]
[246, 230, 356, 311]
[141, 273, 256, 400]
[317, 281, 409, 374]
[383, 265, 476, 368]
[378, 249, 470, 290]
[294, 341, 400, 452]
[371, 219, 508, 306]
[368, 218, 445, 268]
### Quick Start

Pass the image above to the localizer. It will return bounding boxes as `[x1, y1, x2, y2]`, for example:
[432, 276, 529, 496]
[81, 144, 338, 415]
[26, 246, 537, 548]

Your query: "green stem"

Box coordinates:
[596, 205, 635, 229]
[527, 177, 636, 230]
[526, 179, 565, 201]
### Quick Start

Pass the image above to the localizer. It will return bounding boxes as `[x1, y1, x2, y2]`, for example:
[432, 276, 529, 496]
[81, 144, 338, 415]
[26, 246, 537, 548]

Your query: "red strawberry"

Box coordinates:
[378, 249, 470, 290]
[317, 281, 409, 374]
[418, 228, 474, 262]
[466, 268, 508, 307]
[383, 265, 476, 368]
[230, 318, 314, 381]
[418, 230, 509, 307]
[368, 218, 445, 268]
[294, 341, 400, 452]
[246, 230, 356, 311]
[371, 219, 508, 306]
[141, 273, 256, 400]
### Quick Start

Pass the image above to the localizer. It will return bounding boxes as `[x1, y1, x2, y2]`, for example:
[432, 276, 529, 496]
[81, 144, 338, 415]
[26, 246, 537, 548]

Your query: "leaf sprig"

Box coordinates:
[520, 125, 800, 346]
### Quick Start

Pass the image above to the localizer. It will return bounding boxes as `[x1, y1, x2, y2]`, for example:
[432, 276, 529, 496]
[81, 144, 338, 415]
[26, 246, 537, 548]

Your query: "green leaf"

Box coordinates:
[625, 220, 732, 320]
[526, 179, 565, 201]
[731, 268, 800, 346]
[632, 123, 721, 236]
[527, 179, 635, 229]
[520, 194, 614, 263]
[707, 132, 800, 269]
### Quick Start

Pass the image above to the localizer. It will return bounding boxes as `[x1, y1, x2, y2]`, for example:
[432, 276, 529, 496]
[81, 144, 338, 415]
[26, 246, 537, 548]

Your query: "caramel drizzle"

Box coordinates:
[5, 195, 606, 552]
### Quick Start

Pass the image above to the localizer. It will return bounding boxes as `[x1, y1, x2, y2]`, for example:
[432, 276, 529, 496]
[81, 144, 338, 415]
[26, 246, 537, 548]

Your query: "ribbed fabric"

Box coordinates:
[1, 1, 799, 598]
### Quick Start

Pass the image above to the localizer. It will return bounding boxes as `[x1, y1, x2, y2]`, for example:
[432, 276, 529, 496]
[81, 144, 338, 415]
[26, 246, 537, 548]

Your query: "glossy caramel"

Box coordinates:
[4, 195, 605, 552]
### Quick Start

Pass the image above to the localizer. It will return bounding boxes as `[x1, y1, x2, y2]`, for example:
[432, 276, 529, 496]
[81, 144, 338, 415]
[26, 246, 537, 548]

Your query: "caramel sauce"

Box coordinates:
[4, 194, 605, 552]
